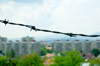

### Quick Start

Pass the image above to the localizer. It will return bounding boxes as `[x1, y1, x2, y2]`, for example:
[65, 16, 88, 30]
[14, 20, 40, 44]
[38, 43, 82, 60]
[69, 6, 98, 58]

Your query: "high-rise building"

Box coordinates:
[83, 40, 91, 53]
[29, 40, 41, 54]
[72, 40, 82, 52]
[13, 40, 21, 57]
[20, 40, 29, 55]
[91, 40, 100, 50]
[51, 41, 55, 51]
[29, 40, 36, 54]
[0, 37, 7, 50]
[22, 36, 34, 43]
[52, 40, 64, 53]
[1, 42, 6, 54]
[5, 41, 13, 54]
[34, 42, 41, 54]
[64, 40, 72, 52]
[95, 40, 100, 50]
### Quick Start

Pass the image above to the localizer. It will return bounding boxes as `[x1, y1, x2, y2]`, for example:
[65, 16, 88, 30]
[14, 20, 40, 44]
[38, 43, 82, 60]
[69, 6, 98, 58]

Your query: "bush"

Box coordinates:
[50, 49, 85, 66]
[0, 56, 8, 66]
[89, 58, 100, 66]
[11, 53, 45, 66]
[91, 49, 100, 57]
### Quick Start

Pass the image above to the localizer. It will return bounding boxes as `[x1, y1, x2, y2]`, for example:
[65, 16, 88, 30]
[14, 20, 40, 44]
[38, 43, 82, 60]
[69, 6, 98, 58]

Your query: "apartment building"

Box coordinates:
[64, 40, 72, 52]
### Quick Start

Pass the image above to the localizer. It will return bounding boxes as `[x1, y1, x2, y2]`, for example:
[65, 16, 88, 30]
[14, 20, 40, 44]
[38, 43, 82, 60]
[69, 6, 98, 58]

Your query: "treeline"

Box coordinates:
[0, 45, 100, 66]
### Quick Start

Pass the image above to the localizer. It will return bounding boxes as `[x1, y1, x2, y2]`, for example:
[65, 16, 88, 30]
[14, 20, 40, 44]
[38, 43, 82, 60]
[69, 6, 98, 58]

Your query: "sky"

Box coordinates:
[0, 0, 100, 39]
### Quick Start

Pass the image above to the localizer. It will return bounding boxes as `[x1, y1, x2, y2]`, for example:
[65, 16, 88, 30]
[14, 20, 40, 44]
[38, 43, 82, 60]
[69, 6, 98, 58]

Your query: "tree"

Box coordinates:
[89, 58, 100, 66]
[50, 49, 85, 66]
[60, 52, 66, 57]
[0, 55, 8, 66]
[21, 53, 45, 66]
[6, 49, 15, 58]
[0, 50, 2, 54]
[41, 45, 46, 49]
[48, 45, 51, 47]
[91, 49, 100, 57]
[10, 49, 15, 58]
[80, 50, 83, 53]
[40, 45, 47, 56]
[40, 49, 47, 56]
[47, 49, 53, 53]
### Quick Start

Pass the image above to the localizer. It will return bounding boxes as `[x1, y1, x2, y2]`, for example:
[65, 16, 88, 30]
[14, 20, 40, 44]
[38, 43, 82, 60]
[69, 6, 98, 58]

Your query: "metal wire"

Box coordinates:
[0, 19, 100, 65]
[0, 19, 100, 37]
[5, 60, 16, 66]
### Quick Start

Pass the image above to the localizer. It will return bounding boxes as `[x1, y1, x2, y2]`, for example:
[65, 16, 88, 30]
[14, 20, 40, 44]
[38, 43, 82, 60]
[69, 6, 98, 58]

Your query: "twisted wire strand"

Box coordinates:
[0, 19, 100, 37]
[5, 60, 16, 66]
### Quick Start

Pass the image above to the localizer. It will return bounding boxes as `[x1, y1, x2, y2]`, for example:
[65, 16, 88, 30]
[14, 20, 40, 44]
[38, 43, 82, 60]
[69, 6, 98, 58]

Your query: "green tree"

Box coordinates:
[6, 49, 15, 58]
[60, 52, 66, 57]
[91, 49, 100, 57]
[40, 49, 47, 56]
[80, 50, 83, 53]
[89, 58, 100, 66]
[0, 50, 2, 54]
[40, 45, 47, 56]
[50, 49, 85, 66]
[41, 45, 46, 49]
[21, 53, 45, 66]
[46, 49, 53, 53]
[0, 56, 8, 66]
[10, 49, 15, 58]
[48, 45, 51, 47]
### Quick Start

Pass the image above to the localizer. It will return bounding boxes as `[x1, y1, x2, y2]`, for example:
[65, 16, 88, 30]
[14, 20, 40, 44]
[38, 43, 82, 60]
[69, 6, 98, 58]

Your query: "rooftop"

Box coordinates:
[45, 53, 55, 58]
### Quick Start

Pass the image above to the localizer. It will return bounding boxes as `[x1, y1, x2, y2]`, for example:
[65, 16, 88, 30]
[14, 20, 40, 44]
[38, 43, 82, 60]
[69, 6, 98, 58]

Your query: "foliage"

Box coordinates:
[6, 49, 15, 58]
[50, 49, 85, 66]
[41, 44, 53, 56]
[41, 45, 46, 49]
[89, 58, 100, 66]
[60, 52, 66, 57]
[80, 50, 83, 53]
[91, 49, 100, 57]
[40, 48, 47, 56]
[0, 50, 2, 54]
[0, 56, 8, 66]
[47, 49, 53, 53]
[7, 53, 45, 66]
[48, 45, 51, 47]
[21, 54, 44, 66]
[0, 50, 87, 66]
[10, 49, 15, 58]
[82, 53, 86, 58]
[40, 44, 48, 56]
[40, 48, 53, 56]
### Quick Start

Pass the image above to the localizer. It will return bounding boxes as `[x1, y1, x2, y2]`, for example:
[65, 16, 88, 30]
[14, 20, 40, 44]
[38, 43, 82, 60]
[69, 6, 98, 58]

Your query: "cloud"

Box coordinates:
[0, 0, 61, 38]
[50, 0, 100, 34]
[0, 0, 43, 4]
[0, 0, 100, 39]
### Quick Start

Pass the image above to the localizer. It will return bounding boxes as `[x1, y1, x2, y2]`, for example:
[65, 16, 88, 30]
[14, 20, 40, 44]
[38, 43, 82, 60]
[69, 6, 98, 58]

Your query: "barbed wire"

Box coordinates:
[0, 19, 100, 37]
[5, 60, 16, 66]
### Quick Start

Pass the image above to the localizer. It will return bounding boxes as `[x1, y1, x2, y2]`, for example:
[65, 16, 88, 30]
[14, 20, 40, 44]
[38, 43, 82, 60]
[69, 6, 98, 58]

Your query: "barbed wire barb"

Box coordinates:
[5, 60, 16, 66]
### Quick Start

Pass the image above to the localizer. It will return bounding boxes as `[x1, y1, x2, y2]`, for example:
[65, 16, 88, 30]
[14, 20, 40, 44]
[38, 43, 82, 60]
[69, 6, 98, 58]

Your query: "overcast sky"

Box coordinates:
[0, 0, 100, 39]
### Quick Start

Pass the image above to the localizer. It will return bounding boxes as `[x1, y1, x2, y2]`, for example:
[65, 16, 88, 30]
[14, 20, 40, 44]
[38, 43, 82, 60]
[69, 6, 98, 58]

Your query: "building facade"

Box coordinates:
[22, 36, 34, 43]
[0, 37, 7, 50]
[72, 40, 82, 52]
[13, 40, 21, 57]
[5, 41, 13, 55]
[83, 40, 91, 53]
[64, 40, 72, 52]
[52, 40, 64, 53]
[21, 40, 29, 55]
